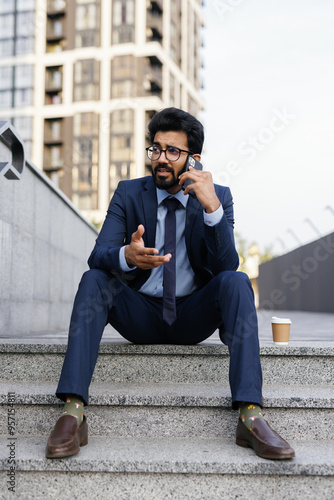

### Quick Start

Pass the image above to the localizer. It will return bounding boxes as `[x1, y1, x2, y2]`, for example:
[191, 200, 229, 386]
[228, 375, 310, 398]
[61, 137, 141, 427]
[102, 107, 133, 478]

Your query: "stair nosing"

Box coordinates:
[0, 381, 333, 408]
[0, 436, 333, 476]
[1, 340, 334, 357]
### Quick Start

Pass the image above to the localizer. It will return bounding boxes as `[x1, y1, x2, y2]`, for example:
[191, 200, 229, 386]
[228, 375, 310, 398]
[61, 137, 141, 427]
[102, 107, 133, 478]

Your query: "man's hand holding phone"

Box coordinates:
[179, 156, 221, 214]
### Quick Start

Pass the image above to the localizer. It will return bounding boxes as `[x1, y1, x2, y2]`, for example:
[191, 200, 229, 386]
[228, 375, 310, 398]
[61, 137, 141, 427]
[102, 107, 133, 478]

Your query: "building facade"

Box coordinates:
[0, 0, 204, 222]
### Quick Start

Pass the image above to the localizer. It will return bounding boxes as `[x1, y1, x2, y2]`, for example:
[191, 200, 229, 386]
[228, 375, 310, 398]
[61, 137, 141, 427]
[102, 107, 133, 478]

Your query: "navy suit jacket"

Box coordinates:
[88, 176, 239, 291]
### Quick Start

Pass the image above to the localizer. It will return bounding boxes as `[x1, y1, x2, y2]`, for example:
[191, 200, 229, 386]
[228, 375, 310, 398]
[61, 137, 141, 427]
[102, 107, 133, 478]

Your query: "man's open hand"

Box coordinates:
[124, 224, 171, 270]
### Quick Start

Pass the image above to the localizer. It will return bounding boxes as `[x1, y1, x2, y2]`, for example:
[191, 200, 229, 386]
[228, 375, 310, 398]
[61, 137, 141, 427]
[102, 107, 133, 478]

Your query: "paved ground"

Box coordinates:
[1, 310, 333, 342]
[256, 309, 334, 341]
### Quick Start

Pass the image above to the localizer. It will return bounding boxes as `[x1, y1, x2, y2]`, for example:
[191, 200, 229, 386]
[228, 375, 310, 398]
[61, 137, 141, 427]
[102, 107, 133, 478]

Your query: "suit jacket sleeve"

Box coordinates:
[87, 181, 127, 274]
[201, 185, 240, 274]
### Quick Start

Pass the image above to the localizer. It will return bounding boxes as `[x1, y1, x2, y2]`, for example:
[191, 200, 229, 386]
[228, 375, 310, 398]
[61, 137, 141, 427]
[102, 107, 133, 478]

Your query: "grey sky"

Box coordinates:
[201, 0, 334, 254]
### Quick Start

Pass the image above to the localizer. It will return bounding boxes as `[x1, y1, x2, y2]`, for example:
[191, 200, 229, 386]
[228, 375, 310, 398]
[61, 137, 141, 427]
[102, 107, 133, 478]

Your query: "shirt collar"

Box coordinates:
[156, 188, 188, 209]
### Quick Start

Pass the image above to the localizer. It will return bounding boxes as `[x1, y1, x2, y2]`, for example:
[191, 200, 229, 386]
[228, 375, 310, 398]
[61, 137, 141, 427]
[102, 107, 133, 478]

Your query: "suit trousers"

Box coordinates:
[56, 269, 263, 409]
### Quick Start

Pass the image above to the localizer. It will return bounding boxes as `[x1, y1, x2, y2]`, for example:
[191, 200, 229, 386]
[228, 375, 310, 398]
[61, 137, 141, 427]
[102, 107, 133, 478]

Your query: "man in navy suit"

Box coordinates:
[46, 107, 294, 460]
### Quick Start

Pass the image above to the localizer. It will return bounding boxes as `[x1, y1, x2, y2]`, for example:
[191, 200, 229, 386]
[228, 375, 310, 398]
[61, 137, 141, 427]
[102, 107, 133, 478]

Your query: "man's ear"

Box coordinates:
[192, 153, 201, 162]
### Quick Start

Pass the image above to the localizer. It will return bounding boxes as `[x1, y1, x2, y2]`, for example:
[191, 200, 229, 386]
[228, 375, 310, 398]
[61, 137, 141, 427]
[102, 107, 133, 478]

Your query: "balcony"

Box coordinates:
[143, 57, 162, 94]
[45, 67, 63, 94]
[146, 11, 163, 42]
[47, 0, 66, 17]
[146, 27, 162, 43]
[148, 0, 163, 14]
[43, 144, 64, 172]
[44, 119, 64, 146]
[46, 19, 65, 43]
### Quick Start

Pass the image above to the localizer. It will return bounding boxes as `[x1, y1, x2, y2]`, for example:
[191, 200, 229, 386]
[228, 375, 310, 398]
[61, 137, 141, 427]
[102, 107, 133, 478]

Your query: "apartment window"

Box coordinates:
[45, 66, 63, 104]
[76, 30, 97, 48]
[75, 1, 100, 48]
[0, 66, 13, 89]
[111, 109, 133, 133]
[44, 144, 64, 170]
[17, 0, 35, 9]
[51, 146, 62, 166]
[44, 118, 63, 142]
[112, 0, 135, 44]
[188, 96, 198, 117]
[109, 162, 130, 194]
[170, 21, 175, 38]
[113, 0, 134, 25]
[13, 115, 32, 158]
[112, 54, 134, 77]
[14, 88, 33, 107]
[0, 90, 12, 108]
[110, 108, 134, 193]
[111, 79, 134, 98]
[76, 3, 98, 30]
[72, 112, 99, 210]
[169, 74, 175, 106]
[43, 117, 64, 181]
[0, 3, 35, 57]
[15, 64, 34, 87]
[15, 36, 34, 54]
[46, 66, 62, 89]
[13, 116, 32, 140]
[74, 59, 100, 101]
[73, 137, 99, 167]
[16, 11, 35, 37]
[0, 0, 15, 13]
[0, 64, 33, 108]
[0, 13, 14, 38]
[73, 111, 98, 136]
[49, 18, 63, 36]
[0, 39, 13, 57]
[111, 55, 135, 98]
[51, 120, 61, 140]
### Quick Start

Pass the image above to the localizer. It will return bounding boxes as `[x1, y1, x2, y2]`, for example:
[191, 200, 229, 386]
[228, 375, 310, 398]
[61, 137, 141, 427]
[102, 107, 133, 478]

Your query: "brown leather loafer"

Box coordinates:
[236, 418, 295, 460]
[46, 415, 88, 459]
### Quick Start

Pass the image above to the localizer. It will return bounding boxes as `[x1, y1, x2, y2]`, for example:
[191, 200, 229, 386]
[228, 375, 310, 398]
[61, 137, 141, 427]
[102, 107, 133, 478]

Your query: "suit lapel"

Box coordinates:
[141, 177, 158, 248]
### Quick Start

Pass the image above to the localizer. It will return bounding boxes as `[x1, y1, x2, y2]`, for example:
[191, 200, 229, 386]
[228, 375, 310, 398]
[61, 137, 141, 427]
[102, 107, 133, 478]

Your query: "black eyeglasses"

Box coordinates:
[146, 145, 193, 162]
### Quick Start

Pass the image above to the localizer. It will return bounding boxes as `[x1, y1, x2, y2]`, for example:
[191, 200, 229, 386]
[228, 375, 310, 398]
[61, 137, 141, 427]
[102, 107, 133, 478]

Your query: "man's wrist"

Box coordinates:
[203, 204, 224, 227]
[120, 246, 136, 271]
[204, 199, 221, 214]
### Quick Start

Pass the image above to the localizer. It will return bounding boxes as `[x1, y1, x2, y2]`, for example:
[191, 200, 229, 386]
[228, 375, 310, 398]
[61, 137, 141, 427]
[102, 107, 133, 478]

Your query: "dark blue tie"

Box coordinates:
[163, 197, 180, 325]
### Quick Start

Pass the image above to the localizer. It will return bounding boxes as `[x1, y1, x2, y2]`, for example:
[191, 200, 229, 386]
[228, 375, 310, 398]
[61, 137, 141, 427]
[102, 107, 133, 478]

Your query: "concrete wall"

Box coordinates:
[0, 159, 98, 335]
[258, 233, 334, 313]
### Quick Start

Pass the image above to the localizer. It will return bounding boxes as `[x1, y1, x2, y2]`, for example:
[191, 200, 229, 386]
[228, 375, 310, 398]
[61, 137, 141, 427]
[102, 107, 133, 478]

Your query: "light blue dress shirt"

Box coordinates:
[119, 189, 223, 297]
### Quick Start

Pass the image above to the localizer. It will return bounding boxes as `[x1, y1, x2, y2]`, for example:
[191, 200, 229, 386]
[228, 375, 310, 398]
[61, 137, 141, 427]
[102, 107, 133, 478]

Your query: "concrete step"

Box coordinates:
[0, 436, 333, 499]
[0, 381, 333, 441]
[0, 340, 333, 386]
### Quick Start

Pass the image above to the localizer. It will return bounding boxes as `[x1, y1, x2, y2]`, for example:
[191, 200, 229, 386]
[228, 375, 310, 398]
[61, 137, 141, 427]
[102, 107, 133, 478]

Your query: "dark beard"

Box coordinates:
[151, 164, 187, 190]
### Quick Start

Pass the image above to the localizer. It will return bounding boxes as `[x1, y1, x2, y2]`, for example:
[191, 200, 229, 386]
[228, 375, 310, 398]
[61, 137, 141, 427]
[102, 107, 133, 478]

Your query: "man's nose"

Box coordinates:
[159, 150, 169, 163]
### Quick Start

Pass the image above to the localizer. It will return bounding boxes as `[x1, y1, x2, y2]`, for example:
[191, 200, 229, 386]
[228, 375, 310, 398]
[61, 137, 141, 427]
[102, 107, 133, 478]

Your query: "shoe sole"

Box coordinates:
[45, 436, 88, 459]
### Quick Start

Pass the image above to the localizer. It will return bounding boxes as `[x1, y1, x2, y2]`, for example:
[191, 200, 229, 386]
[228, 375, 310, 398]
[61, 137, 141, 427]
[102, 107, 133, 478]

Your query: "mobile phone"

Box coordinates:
[182, 155, 203, 197]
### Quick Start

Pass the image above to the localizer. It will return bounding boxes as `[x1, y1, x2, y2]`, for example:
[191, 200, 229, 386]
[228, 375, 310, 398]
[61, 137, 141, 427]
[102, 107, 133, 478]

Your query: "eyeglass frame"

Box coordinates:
[146, 145, 194, 162]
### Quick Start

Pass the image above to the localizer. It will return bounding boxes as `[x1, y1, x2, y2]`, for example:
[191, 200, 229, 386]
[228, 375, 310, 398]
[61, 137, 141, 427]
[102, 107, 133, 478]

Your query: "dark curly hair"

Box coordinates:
[148, 107, 204, 154]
